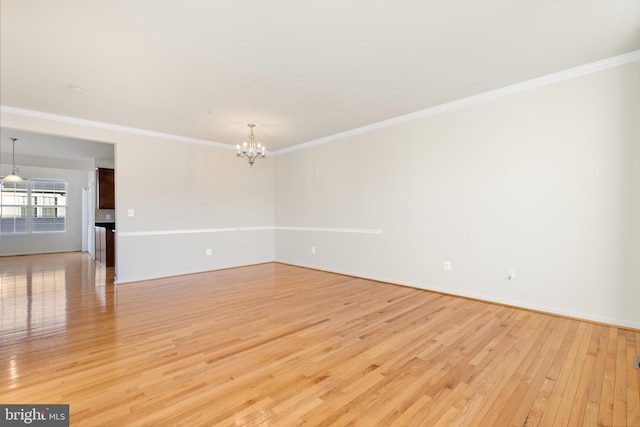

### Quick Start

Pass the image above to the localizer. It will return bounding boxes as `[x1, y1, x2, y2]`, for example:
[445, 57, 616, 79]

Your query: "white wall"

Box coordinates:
[0, 164, 88, 256]
[115, 135, 274, 282]
[1, 59, 637, 328]
[274, 61, 640, 329]
[0, 115, 275, 283]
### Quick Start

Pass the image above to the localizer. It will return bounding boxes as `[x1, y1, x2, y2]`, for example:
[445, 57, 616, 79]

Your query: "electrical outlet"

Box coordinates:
[206, 249, 212, 256]
[443, 261, 451, 271]
[634, 355, 640, 370]
[127, 209, 134, 217]
[508, 268, 516, 280]
[311, 246, 316, 254]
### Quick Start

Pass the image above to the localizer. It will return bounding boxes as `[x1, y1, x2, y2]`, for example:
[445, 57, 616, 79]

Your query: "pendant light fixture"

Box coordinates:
[2, 138, 24, 183]
[235, 124, 266, 167]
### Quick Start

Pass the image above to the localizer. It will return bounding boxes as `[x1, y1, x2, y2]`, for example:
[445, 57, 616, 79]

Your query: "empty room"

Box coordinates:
[1, 1, 639, 426]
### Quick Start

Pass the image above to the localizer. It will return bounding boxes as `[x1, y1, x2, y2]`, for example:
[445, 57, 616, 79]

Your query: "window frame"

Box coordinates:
[0, 178, 68, 235]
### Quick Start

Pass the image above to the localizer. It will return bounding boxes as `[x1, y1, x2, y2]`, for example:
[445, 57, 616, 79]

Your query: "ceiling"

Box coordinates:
[1, 0, 639, 153]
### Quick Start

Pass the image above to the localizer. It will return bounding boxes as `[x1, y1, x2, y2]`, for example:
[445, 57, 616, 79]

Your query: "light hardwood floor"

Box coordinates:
[1, 252, 639, 426]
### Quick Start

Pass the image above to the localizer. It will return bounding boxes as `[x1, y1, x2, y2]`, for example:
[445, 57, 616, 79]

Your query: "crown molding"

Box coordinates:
[0, 105, 233, 151]
[2, 50, 638, 156]
[274, 49, 640, 155]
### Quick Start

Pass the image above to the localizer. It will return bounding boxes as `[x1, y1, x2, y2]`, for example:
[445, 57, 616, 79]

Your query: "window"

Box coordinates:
[0, 181, 28, 234]
[0, 179, 67, 234]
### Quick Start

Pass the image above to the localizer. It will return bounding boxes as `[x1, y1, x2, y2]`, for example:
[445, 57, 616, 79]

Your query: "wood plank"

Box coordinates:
[627, 331, 640, 427]
[1, 252, 639, 426]
[582, 324, 610, 426]
[598, 326, 619, 426]
[613, 329, 629, 426]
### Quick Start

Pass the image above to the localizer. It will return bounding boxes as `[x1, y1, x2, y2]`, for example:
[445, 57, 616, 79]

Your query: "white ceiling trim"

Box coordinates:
[0, 105, 233, 151]
[2, 50, 638, 157]
[274, 50, 640, 155]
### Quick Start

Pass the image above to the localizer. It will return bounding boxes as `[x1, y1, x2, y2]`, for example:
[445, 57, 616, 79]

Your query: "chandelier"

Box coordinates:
[236, 124, 266, 167]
